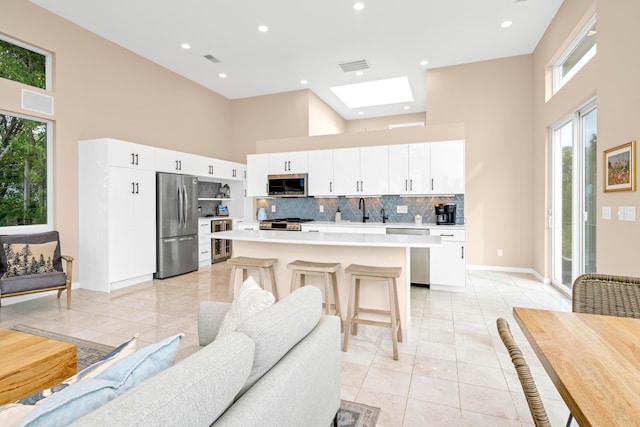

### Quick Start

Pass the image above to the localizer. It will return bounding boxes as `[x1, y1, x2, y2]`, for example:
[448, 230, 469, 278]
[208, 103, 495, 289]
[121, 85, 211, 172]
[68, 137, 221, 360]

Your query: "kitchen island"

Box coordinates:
[215, 230, 441, 331]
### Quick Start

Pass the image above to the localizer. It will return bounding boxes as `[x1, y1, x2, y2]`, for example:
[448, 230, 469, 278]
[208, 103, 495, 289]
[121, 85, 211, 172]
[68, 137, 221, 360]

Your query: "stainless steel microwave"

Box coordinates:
[267, 173, 308, 197]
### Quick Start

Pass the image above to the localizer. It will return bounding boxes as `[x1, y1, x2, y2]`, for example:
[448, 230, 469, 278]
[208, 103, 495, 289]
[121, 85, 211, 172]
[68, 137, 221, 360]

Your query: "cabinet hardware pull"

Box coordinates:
[284, 161, 287, 171]
[405, 180, 408, 191]
[131, 182, 136, 194]
[360, 180, 363, 192]
[410, 179, 413, 191]
[431, 178, 434, 191]
[461, 246, 465, 259]
[131, 153, 135, 165]
[330, 181, 333, 192]
[135, 153, 139, 165]
[441, 234, 454, 236]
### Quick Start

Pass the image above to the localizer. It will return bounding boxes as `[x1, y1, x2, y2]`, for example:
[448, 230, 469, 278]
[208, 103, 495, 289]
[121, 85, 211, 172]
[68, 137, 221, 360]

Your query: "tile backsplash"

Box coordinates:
[254, 195, 465, 224]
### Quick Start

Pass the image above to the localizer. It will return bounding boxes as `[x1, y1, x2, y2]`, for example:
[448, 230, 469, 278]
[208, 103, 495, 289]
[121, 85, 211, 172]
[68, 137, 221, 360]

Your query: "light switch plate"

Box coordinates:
[397, 205, 408, 214]
[602, 206, 611, 220]
[271, 205, 276, 212]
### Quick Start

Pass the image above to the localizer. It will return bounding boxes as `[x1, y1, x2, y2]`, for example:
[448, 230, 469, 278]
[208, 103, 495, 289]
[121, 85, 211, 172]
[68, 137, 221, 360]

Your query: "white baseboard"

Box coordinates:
[466, 264, 549, 284]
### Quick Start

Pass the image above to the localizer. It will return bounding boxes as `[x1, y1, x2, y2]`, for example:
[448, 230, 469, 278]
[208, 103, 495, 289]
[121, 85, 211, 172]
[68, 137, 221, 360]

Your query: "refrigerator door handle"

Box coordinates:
[182, 184, 188, 228]
[177, 184, 183, 227]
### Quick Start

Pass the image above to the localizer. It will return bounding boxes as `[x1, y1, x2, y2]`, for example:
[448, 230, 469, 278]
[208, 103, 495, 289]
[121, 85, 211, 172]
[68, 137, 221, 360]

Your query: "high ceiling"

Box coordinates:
[30, 0, 563, 120]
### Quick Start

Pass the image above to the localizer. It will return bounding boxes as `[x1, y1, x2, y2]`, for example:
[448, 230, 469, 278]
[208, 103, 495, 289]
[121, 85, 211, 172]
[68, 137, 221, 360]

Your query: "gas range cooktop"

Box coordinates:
[259, 218, 313, 231]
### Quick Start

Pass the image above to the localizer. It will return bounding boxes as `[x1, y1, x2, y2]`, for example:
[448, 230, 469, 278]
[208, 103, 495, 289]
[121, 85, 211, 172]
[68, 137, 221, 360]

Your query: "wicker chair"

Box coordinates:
[572, 273, 640, 317]
[496, 318, 551, 427]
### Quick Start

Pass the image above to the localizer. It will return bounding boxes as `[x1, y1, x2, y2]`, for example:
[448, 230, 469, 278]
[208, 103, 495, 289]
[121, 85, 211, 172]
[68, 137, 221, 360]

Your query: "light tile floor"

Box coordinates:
[0, 264, 573, 426]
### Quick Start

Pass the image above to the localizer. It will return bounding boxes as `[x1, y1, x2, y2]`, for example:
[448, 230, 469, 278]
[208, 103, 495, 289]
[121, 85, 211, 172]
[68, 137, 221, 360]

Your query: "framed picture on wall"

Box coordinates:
[604, 140, 636, 192]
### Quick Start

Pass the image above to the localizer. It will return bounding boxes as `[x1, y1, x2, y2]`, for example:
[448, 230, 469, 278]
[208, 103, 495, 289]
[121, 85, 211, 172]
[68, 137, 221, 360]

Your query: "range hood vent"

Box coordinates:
[338, 59, 370, 72]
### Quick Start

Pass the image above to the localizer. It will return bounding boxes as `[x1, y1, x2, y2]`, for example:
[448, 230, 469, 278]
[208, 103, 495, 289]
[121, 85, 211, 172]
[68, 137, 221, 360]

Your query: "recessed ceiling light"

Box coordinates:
[356, 71, 364, 76]
[358, 111, 364, 115]
[219, 73, 227, 78]
[353, 3, 365, 11]
[258, 25, 269, 33]
[300, 80, 308, 85]
[420, 60, 429, 66]
[180, 43, 191, 50]
[404, 106, 410, 110]
[330, 76, 414, 109]
[501, 21, 513, 28]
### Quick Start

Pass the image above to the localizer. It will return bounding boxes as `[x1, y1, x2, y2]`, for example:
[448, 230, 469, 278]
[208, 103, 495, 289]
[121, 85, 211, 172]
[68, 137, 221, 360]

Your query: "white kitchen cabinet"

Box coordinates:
[107, 167, 156, 284]
[300, 224, 329, 233]
[214, 159, 244, 180]
[388, 143, 430, 195]
[430, 140, 465, 194]
[78, 138, 156, 292]
[198, 218, 212, 265]
[155, 148, 198, 175]
[307, 149, 335, 196]
[268, 151, 308, 174]
[236, 222, 259, 231]
[429, 229, 466, 290]
[246, 154, 269, 197]
[333, 146, 388, 196]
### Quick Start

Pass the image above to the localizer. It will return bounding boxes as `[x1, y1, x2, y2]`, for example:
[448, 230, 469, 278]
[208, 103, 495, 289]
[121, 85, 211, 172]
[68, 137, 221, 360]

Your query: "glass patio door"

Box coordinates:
[550, 101, 597, 290]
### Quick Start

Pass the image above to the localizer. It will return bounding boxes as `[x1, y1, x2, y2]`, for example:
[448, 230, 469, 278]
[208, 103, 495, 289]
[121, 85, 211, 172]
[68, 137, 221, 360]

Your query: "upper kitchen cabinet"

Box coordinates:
[212, 159, 245, 180]
[388, 143, 430, 195]
[268, 151, 308, 174]
[105, 138, 156, 170]
[308, 149, 335, 196]
[333, 146, 389, 196]
[246, 154, 269, 197]
[155, 147, 199, 175]
[430, 140, 465, 194]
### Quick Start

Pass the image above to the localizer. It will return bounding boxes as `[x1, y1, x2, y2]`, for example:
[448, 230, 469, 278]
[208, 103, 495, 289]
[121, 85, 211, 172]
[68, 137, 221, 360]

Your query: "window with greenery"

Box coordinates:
[0, 112, 49, 227]
[553, 15, 597, 94]
[0, 38, 47, 89]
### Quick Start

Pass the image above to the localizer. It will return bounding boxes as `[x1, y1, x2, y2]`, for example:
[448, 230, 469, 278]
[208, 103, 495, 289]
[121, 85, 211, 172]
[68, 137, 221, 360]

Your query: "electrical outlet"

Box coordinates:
[497, 249, 503, 257]
[271, 205, 276, 212]
[319, 205, 324, 213]
[397, 205, 408, 214]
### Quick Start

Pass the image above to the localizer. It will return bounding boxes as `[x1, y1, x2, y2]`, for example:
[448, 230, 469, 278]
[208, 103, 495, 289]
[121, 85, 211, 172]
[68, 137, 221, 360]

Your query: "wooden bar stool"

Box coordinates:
[227, 256, 278, 301]
[287, 260, 342, 324]
[342, 264, 403, 360]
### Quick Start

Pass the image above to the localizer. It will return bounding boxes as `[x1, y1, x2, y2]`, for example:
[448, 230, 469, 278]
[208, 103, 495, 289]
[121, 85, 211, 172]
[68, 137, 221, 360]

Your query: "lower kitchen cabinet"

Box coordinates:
[429, 229, 466, 290]
[198, 219, 212, 265]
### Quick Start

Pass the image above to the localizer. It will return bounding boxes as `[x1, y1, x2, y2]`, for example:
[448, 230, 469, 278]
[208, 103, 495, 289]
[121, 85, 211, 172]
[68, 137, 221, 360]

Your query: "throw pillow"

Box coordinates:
[0, 335, 137, 427]
[215, 276, 275, 340]
[16, 334, 183, 427]
[2, 242, 57, 278]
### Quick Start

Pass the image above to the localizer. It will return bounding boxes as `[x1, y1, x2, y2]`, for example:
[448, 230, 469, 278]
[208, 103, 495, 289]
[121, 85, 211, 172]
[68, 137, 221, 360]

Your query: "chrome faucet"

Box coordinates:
[358, 198, 369, 223]
[381, 208, 389, 223]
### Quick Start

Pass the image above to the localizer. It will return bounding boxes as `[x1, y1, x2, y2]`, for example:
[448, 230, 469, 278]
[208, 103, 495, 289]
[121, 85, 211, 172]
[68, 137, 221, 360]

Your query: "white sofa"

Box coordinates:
[70, 286, 342, 426]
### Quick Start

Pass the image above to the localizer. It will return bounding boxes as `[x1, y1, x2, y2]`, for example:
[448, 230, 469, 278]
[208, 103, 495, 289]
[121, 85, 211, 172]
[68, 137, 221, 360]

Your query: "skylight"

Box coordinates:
[330, 76, 414, 109]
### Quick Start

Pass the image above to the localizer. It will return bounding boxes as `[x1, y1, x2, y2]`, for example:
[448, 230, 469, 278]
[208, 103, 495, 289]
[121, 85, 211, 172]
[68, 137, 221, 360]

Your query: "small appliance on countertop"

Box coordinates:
[435, 203, 457, 225]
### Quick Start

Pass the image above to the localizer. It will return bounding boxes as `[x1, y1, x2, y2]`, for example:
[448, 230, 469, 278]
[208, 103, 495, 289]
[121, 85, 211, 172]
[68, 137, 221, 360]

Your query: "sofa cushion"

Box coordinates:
[68, 332, 255, 427]
[236, 285, 322, 395]
[2, 241, 57, 278]
[215, 276, 275, 340]
[17, 334, 182, 427]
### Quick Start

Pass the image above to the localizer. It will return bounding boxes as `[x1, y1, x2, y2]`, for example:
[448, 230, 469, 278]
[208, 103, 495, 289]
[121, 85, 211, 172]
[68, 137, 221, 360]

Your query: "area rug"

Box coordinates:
[11, 324, 115, 371]
[335, 400, 380, 427]
[10, 324, 380, 426]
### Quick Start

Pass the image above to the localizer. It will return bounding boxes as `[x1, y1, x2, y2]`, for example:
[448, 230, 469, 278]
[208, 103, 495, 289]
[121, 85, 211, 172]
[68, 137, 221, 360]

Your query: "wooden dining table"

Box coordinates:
[513, 307, 640, 427]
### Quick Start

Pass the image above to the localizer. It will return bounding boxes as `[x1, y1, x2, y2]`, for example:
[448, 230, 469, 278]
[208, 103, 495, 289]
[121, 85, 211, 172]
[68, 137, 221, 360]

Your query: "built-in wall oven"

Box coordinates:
[211, 219, 233, 263]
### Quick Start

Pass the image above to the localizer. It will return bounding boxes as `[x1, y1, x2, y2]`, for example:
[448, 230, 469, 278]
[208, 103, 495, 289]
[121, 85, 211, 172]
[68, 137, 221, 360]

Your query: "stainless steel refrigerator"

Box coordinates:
[155, 172, 199, 279]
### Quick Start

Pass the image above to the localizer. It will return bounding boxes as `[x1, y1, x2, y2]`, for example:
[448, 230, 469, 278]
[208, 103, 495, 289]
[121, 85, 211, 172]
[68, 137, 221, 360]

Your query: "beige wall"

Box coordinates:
[308, 91, 345, 136]
[345, 113, 427, 133]
[255, 123, 464, 153]
[595, 0, 640, 276]
[230, 90, 311, 160]
[1, 0, 232, 279]
[426, 56, 534, 268]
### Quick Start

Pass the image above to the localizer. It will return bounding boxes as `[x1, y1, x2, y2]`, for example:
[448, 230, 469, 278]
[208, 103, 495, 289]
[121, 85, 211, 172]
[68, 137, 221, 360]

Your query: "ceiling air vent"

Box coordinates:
[338, 59, 370, 73]
[203, 54, 221, 63]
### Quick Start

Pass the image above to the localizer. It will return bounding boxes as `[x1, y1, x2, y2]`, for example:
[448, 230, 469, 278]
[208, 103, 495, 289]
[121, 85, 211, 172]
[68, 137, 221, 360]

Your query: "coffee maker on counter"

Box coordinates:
[435, 203, 457, 225]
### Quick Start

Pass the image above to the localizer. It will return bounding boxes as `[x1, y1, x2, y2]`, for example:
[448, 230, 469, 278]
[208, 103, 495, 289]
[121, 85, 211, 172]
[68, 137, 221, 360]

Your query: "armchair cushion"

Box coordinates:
[0, 272, 67, 295]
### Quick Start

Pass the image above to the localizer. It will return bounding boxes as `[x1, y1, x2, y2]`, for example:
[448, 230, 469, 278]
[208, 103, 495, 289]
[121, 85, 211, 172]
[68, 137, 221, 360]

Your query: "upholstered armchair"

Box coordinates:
[0, 231, 73, 309]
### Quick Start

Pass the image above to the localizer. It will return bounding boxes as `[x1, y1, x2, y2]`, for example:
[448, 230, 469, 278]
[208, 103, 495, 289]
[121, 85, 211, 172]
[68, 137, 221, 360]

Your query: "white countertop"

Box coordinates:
[213, 229, 441, 248]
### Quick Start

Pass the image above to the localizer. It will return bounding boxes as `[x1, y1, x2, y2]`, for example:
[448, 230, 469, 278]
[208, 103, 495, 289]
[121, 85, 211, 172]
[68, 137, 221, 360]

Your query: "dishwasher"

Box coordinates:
[386, 227, 430, 286]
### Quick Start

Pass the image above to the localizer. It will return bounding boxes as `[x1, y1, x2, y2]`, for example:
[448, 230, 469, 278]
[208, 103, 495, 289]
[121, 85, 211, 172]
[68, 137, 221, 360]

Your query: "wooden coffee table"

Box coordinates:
[0, 329, 76, 404]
